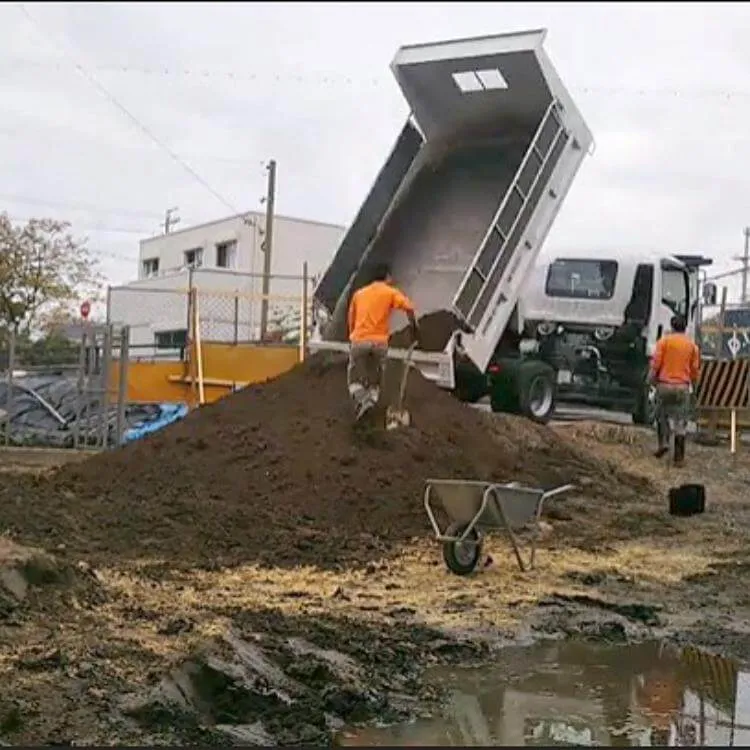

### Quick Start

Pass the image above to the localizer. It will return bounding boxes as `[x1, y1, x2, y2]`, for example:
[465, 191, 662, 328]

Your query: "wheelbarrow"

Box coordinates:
[423, 479, 575, 575]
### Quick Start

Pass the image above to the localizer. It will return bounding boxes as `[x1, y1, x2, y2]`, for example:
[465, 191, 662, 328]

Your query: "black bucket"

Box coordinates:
[668, 483, 706, 517]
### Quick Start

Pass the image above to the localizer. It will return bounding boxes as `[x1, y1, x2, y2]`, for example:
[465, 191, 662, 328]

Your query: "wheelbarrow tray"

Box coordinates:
[423, 478, 575, 575]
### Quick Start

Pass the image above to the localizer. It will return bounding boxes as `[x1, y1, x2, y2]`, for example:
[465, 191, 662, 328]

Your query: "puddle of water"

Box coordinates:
[338, 640, 750, 747]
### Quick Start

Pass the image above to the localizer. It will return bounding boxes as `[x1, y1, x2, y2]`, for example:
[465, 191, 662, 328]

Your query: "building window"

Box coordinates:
[184, 248, 203, 269]
[216, 240, 237, 269]
[155, 329, 187, 350]
[142, 257, 160, 278]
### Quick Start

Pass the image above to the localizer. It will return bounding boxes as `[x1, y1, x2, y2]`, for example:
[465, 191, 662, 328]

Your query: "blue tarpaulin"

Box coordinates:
[122, 403, 189, 444]
[0, 374, 189, 448]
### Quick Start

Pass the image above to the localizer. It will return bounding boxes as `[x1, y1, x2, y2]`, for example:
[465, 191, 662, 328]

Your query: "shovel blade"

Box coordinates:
[385, 407, 411, 431]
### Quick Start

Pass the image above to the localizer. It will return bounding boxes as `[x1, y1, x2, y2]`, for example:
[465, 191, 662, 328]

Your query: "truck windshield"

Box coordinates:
[545, 259, 618, 300]
[661, 267, 689, 317]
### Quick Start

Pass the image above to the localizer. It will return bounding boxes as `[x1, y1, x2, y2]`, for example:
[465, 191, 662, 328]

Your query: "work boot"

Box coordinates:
[654, 421, 668, 458]
[673, 435, 686, 467]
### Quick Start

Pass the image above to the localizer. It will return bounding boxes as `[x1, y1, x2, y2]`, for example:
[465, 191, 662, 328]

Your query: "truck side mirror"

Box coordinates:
[703, 282, 717, 306]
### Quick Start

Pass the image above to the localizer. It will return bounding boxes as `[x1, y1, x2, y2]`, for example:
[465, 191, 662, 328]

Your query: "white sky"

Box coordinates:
[2, 1, 750, 300]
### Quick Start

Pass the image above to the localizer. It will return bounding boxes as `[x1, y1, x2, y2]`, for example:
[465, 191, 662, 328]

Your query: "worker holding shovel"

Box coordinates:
[347, 263, 419, 423]
[649, 314, 701, 466]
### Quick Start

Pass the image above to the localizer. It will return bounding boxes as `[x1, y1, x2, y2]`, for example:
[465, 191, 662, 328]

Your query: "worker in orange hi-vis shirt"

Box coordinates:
[347, 263, 419, 422]
[634, 645, 685, 748]
[649, 314, 701, 466]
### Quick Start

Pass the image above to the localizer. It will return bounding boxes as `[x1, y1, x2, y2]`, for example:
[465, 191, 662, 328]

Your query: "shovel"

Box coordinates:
[386, 342, 417, 431]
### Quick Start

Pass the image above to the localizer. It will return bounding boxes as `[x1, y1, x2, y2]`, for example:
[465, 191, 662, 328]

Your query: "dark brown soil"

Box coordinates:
[0, 354, 651, 571]
[390, 310, 467, 352]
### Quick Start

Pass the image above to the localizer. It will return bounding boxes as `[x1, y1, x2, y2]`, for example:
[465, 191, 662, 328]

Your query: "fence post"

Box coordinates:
[4, 328, 15, 447]
[233, 294, 239, 345]
[74, 327, 87, 450]
[715, 286, 728, 359]
[707, 287, 729, 441]
[300, 262, 309, 362]
[184, 268, 195, 363]
[99, 324, 112, 449]
[115, 326, 130, 447]
[105, 285, 112, 325]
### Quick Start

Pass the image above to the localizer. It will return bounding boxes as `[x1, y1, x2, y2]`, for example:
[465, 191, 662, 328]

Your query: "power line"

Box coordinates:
[6, 56, 750, 100]
[4, 214, 139, 266]
[0, 125, 253, 166]
[5, 213, 152, 236]
[15, 4, 246, 218]
[0, 191, 165, 220]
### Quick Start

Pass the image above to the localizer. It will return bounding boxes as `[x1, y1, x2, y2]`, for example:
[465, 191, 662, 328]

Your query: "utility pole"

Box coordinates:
[259, 159, 276, 340]
[164, 206, 180, 235]
[743, 227, 750, 304]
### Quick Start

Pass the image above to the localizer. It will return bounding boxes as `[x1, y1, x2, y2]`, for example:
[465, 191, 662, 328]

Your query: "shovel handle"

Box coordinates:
[397, 343, 417, 407]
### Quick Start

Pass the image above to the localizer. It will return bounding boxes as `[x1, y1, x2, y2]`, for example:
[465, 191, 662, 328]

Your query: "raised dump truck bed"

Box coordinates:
[312, 29, 593, 416]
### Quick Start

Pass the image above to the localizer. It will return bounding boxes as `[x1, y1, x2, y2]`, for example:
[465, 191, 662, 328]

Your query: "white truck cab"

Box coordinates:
[520, 251, 711, 422]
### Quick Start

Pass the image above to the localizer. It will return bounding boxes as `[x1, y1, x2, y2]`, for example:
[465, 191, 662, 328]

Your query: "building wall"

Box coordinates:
[117, 212, 345, 353]
[138, 212, 345, 281]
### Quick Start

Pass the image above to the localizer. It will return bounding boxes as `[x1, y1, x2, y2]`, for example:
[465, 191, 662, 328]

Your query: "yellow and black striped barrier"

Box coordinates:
[696, 358, 750, 410]
[680, 645, 737, 715]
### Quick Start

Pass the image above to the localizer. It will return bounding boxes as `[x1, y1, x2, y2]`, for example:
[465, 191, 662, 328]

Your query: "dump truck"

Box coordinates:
[310, 29, 594, 422]
[310, 30, 714, 425]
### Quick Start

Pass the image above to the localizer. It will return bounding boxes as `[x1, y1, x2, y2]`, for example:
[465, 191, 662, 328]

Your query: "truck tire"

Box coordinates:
[516, 360, 557, 424]
[489, 359, 556, 424]
[453, 361, 488, 404]
[454, 380, 486, 404]
[632, 381, 657, 426]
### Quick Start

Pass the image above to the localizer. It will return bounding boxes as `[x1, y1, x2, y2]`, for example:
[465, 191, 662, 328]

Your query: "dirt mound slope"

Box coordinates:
[0, 538, 104, 625]
[0, 354, 652, 570]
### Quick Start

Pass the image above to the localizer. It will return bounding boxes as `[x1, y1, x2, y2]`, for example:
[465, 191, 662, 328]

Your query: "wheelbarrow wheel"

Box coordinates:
[442, 522, 483, 576]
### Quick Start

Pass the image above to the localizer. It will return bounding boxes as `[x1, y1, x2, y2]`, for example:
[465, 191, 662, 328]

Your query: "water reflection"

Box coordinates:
[339, 641, 749, 746]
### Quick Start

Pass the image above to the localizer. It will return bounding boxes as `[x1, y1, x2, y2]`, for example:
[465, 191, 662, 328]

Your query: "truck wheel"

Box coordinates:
[441, 522, 482, 576]
[633, 382, 657, 426]
[516, 361, 557, 424]
[453, 362, 488, 404]
[454, 381, 486, 404]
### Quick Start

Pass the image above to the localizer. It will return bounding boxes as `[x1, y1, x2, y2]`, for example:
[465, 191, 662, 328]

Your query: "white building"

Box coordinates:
[108, 211, 345, 352]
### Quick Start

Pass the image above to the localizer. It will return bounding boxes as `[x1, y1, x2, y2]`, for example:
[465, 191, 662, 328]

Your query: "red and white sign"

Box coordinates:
[80, 300, 91, 320]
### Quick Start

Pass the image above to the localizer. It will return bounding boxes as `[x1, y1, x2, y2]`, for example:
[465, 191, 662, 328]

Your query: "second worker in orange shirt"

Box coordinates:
[649, 314, 701, 466]
[347, 263, 419, 422]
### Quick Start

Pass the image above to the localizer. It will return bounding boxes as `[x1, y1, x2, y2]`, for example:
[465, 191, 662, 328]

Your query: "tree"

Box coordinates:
[0, 213, 102, 334]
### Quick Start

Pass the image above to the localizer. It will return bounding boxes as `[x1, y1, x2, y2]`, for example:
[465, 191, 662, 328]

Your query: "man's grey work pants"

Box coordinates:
[656, 382, 691, 448]
[347, 341, 387, 418]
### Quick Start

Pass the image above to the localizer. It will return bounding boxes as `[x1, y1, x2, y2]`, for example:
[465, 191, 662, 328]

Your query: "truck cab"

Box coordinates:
[519, 251, 711, 422]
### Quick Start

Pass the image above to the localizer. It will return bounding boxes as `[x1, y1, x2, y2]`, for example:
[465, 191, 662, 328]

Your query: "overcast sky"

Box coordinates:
[2, 1, 750, 299]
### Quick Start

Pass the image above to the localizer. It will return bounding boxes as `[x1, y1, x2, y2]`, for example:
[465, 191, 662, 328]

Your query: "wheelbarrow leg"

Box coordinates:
[493, 487, 530, 573]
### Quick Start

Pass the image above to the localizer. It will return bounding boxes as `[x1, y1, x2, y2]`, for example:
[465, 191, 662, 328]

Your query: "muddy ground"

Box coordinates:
[2, 421, 750, 744]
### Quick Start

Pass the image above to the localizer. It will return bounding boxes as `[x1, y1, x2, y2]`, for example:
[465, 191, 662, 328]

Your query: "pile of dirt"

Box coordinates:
[0, 354, 652, 571]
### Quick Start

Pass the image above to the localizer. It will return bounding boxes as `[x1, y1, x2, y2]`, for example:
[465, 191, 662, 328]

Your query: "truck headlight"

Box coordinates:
[537, 321, 556, 336]
[594, 326, 614, 341]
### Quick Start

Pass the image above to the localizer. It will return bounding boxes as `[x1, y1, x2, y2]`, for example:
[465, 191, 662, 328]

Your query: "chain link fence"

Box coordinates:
[700, 299, 750, 360]
[0, 325, 130, 450]
[107, 268, 314, 357]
